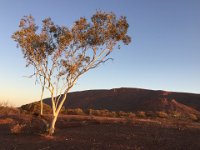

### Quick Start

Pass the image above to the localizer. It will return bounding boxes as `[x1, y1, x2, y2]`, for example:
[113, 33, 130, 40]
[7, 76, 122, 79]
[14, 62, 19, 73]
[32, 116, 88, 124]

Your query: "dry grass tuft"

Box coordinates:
[189, 114, 199, 121]
[10, 123, 26, 134]
[0, 101, 20, 115]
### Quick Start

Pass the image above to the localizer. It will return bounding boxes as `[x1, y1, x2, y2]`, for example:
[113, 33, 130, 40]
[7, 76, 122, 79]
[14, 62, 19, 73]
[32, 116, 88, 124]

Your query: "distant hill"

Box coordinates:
[36, 88, 200, 114]
[21, 88, 200, 117]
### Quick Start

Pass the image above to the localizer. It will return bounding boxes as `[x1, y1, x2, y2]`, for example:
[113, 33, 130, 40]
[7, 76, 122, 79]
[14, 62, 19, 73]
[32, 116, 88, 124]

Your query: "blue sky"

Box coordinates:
[0, 0, 200, 106]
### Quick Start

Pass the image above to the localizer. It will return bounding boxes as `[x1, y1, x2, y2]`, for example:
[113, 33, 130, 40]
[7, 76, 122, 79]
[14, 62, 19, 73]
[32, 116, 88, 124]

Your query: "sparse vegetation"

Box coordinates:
[189, 114, 199, 122]
[145, 111, 157, 118]
[156, 111, 168, 118]
[0, 112, 200, 150]
[21, 102, 52, 114]
[171, 111, 182, 119]
[0, 101, 20, 115]
[136, 111, 146, 118]
[19, 103, 200, 124]
[0, 101, 10, 107]
[10, 123, 26, 134]
[65, 108, 85, 115]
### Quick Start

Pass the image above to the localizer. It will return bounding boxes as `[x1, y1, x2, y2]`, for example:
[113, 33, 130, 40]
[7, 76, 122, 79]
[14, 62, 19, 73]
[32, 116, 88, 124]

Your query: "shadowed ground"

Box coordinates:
[0, 114, 200, 150]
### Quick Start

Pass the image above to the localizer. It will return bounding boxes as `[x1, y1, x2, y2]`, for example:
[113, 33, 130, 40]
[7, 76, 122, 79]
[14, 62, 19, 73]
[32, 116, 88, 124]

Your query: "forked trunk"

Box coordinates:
[48, 94, 67, 135]
[48, 114, 58, 135]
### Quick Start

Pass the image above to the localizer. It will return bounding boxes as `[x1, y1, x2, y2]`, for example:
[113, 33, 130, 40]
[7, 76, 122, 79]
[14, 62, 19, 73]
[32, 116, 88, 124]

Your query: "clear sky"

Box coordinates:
[0, 0, 200, 106]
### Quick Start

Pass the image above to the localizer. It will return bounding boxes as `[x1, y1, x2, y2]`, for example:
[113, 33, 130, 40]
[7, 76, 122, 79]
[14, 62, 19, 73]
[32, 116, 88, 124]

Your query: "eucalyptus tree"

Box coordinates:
[12, 11, 131, 135]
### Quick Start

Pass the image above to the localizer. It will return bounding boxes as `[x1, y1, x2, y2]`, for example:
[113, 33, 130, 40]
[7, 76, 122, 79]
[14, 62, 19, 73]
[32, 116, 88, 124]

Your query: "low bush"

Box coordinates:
[65, 108, 85, 115]
[189, 114, 199, 122]
[65, 108, 136, 118]
[21, 102, 52, 114]
[136, 111, 146, 118]
[109, 111, 118, 118]
[157, 111, 168, 118]
[171, 111, 182, 119]
[0, 101, 20, 115]
[10, 123, 26, 134]
[73, 108, 85, 115]
[128, 112, 136, 118]
[0, 107, 20, 115]
[86, 109, 111, 117]
[118, 111, 129, 117]
[145, 111, 157, 118]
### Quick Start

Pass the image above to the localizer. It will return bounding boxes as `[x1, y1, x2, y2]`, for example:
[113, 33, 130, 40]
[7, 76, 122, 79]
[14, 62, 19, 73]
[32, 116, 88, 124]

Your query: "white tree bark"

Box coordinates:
[48, 113, 58, 135]
[40, 88, 44, 115]
[48, 94, 67, 135]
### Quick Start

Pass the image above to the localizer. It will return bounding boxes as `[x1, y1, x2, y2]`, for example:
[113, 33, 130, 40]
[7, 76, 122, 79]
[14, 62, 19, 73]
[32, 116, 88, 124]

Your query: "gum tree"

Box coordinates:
[12, 11, 131, 135]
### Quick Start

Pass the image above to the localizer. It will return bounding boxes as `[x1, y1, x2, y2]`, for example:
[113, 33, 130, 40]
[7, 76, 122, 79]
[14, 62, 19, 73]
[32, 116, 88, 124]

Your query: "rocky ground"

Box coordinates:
[0, 114, 200, 150]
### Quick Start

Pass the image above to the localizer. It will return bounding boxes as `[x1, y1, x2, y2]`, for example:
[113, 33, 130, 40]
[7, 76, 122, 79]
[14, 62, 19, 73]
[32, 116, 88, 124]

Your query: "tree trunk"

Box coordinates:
[48, 94, 67, 135]
[48, 114, 58, 135]
[40, 86, 44, 115]
[40, 99, 43, 115]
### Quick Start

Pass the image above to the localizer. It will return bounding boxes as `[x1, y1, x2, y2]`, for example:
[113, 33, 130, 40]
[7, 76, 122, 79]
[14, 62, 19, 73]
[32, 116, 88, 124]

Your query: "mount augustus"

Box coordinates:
[22, 87, 200, 116]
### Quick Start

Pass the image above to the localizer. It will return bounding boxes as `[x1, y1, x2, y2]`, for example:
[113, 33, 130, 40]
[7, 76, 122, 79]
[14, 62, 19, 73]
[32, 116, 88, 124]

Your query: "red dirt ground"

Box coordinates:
[0, 114, 200, 150]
